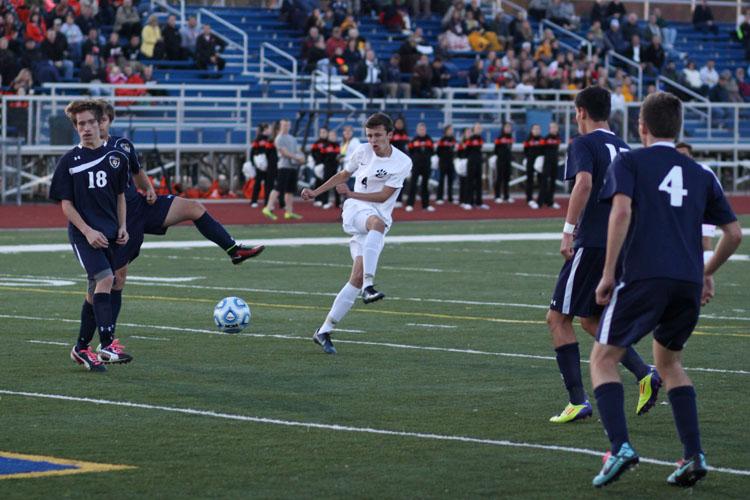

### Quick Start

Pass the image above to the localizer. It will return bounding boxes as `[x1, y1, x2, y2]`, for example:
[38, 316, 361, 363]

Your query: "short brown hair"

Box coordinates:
[96, 99, 115, 123]
[364, 112, 394, 133]
[675, 141, 693, 155]
[65, 99, 103, 126]
[640, 92, 682, 139]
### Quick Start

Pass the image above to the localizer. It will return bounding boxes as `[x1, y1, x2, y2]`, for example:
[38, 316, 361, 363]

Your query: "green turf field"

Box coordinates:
[0, 218, 748, 498]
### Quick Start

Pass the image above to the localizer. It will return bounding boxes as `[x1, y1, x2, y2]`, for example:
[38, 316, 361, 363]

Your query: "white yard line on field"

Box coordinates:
[26, 340, 68, 346]
[2, 314, 748, 376]
[0, 389, 748, 477]
[406, 323, 457, 329]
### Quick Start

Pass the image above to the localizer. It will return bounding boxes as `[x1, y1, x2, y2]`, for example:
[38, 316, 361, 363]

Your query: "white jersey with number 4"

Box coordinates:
[343, 143, 412, 228]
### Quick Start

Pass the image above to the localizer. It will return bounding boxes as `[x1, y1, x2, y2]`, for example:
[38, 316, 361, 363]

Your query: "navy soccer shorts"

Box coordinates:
[597, 278, 702, 351]
[69, 228, 116, 282]
[114, 194, 174, 269]
[549, 247, 605, 318]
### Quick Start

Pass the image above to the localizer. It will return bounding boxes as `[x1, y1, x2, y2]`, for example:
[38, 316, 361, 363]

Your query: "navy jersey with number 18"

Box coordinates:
[599, 142, 737, 285]
[564, 129, 630, 249]
[49, 143, 130, 240]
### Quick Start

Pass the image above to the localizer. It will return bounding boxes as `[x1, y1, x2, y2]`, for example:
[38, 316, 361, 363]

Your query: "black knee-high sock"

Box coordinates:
[669, 386, 703, 459]
[193, 212, 236, 253]
[77, 300, 97, 349]
[554, 342, 588, 404]
[92, 293, 115, 347]
[620, 347, 651, 381]
[111, 289, 123, 324]
[594, 382, 629, 454]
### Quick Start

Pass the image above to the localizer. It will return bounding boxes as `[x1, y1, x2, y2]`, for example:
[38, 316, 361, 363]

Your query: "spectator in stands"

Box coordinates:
[180, 15, 200, 56]
[621, 13, 641, 41]
[513, 19, 534, 51]
[624, 34, 642, 64]
[41, 28, 74, 80]
[643, 35, 665, 74]
[587, 20, 606, 56]
[547, 0, 578, 30]
[604, 18, 627, 54]
[606, 0, 626, 21]
[196, 24, 226, 73]
[738, 8, 750, 60]
[12, 68, 33, 93]
[352, 49, 383, 96]
[610, 84, 626, 133]
[342, 37, 362, 72]
[325, 25, 346, 58]
[76, 4, 98, 40]
[516, 74, 535, 100]
[140, 14, 163, 59]
[467, 58, 486, 96]
[107, 63, 127, 85]
[383, 53, 410, 99]
[397, 32, 420, 71]
[724, 69, 743, 102]
[700, 59, 719, 90]
[443, 20, 471, 52]
[47, 0, 74, 27]
[736, 67, 750, 101]
[301, 26, 321, 62]
[304, 8, 325, 35]
[79, 52, 107, 95]
[682, 60, 704, 95]
[411, 0, 430, 20]
[25, 10, 47, 44]
[693, 0, 718, 35]
[305, 36, 327, 72]
[114, 0, 141, 40]
[162, 14, 183, 60]
[430, 57, 450, 97]
[102, 31, 123, 62]
[486, 11, 510, 49]
[82, 27, 102, 59]
[0, 38, 18, 86]
[528, 0, 550, 22]
[589, 0, 607, 25]
[652, 8, 676, 50]
[123, 34, 141, 62]
[644, 14, 661, 44]
[60, 12, 83, 63]
[410, 54, 433, 98]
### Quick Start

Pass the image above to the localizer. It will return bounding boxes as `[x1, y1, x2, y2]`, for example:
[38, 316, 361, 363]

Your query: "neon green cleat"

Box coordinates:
[261, 207, 277, 221]
[636, 368, 662, 416]
[549, 401, 593, 423]
[284, 212, 303, 220]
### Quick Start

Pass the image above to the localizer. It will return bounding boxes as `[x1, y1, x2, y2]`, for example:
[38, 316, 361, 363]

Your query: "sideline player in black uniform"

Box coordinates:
[406, 122, 435, 212]
[49, 100, 130, 372]
[493, 122, 514, 204]
[547, 86, 657, 423]
[72, 101, 265, 362]
[537, 121, 561, 209]
[590, 92, 741, 488]
[435, 125, 456, 205]
[464, 123, 486, 209]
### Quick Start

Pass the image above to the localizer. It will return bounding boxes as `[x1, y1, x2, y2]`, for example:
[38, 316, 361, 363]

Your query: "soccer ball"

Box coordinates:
[213, 296, 251, 333]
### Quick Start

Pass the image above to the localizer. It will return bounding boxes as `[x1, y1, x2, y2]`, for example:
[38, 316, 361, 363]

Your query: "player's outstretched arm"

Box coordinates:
[301, 170, 352, 200]
[560, 171, 592, 260]
[702, 221, 742, 305]
[61, 200, 109, 248]
[596, 193, 632, 305]
[116, 192, 128, 245]
[133, 169, 157, 204]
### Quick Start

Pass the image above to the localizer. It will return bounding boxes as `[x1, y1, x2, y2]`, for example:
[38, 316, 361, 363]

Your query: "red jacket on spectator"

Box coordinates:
[25, 20, 47, 43]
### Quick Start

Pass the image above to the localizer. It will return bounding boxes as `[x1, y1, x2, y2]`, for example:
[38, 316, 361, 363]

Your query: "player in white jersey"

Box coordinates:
[301, 113, 412, 354]
[676, 142, 717, 263]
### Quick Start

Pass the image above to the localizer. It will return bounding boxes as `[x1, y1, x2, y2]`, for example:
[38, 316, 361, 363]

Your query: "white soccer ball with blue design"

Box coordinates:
[213, 296, 251, 333]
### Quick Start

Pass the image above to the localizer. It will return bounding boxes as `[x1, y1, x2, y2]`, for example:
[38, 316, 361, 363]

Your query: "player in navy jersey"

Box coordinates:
[547, 86, 658, 424]
[49, 100, 130, 372]
[71, 101, 265, 364]
[590, 92, 741, 488]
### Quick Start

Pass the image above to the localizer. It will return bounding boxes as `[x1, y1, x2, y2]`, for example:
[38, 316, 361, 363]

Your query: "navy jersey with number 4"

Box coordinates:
[564, 129, 630, 248]
[599, 143, 737, 285]
[49, 143, 130, 240]
[106, 135, 142, 202]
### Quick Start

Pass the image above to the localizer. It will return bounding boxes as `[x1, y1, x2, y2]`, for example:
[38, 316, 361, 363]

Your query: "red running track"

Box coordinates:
[1, 196, 749, 229]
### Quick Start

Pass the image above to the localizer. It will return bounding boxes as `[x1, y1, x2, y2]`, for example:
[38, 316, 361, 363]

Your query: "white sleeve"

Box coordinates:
[344, 145, 363, 173]
[385, 158, 411, 189]
[701, 224, 716, 237]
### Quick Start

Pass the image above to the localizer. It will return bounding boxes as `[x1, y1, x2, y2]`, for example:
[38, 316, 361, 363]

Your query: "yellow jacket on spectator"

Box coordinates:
[141, 24, 162, 58]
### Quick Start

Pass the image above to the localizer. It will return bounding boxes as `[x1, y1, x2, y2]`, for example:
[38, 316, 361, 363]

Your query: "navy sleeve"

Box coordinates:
[703, 171, 737, 226]
[563, 138, 593, 180]
[599, 153, 634, 203]
[123, 139, 141, 175]
[114, 154, 129, 195]
[48, 156, 74, 202]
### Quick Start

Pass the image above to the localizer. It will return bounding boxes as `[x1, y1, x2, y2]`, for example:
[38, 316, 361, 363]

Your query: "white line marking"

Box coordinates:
[332, 328, 365, 333]
[0, 277, 76, 287]
[129, 335, 170, 341]
[0, 389, 747, 477]
[406, 323, 457, 329]
[2, 314, 747, 376]
[26, 340, 68, 346]
[513, 272, 557, 278]
[126, 276, 205, 283]
[729, 254, 749, 261]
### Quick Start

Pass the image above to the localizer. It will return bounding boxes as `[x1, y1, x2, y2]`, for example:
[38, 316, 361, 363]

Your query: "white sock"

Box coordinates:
[362, 230, 384, 289]
[320, 282, 359, 333]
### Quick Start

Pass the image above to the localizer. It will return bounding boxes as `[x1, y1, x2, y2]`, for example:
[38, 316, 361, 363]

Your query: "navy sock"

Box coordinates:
[193, 212, 236, 253]
[77, 300, 97, 349]
[669, 386, 703, 459]
[554, 343, 587, 405]
[620, 347, 651, 381]
[594, 382, 629, 454]
[111, 289, 123, 324]
[92, 292, 115, 347]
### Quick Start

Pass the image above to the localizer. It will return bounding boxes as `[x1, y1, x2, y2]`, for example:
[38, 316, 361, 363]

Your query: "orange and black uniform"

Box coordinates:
[538, 132, 561, 207]
[463, 133, 484, 206]
[407, 134, 434, 209]
[321, 139, 341, 207]
[391, 126, 410, 203]
[436, 134, 456, 203]
[311, 137, 329, 203]
[250, 134, 277, 206]
[456, 139, 468, 204]
[493, 133, 513, 201]
[523, 134, 545, 203]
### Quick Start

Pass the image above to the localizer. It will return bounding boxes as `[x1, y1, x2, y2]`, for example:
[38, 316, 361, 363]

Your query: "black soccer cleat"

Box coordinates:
[362, 286, 385, 304]
[71, 346, 107, 372]
[231, 244, 265, 265]
[96, 339, 133, 365]
[312, 329, 336, 354]
[667, 453, 708, 487]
